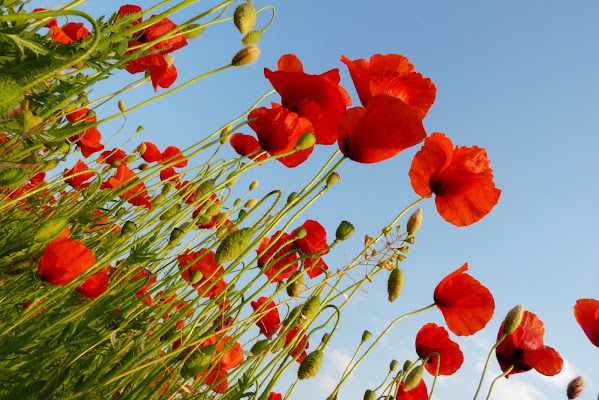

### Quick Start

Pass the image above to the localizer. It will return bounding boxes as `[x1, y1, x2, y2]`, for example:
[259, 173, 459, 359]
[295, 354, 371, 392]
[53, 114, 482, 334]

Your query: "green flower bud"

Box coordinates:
[115, 208, 126, 218]
[0, 167, 28, 188]
[189, 270, 203, 284]
[271, 333, 286, 353]
[249, 180, 259, 191]
[364, 390, 376, 400]
[326, 172, 340, 187]
[226, 172, 237, 186]
[295, 132, 316, 150]
[286, 270, 304, 297]
[197, 179, 216, 197]
[41, 159, 59, 172]
[502, 304, 524, 335]
[152, 194, 166, 206]
[180, 344, 216, 379]
[388, 268, 404, 303]
[242, 30, 262, 46]
[406, 208, 422, 236]
[118, 100, 126, 113]
[233, 2, 256, 34]
[361, 330, 372, 342]
[298, 350, 323, 379]
[283, 306, 301, 328]
[34, 217, 70, 243]
[160, 204, 181, 221]
[138, 163, 149, 171]
[137, 143, 147, 155]
[123, 154, 136, 165]
[196, 215, 212, 226]
[321, 333, 330, 344]
[294, 227, 307, 240]
[183, 23, 205, 39]
[121, 221, 136, 236]
[215, 228, 255, 264]
[244, 198, 258, 208]
[237, 209, 248, 221]
[232, 46, 260, 66]
[299, 295, 321, 326]
[403, 360, 413, 372]
[250, 339, 270, 356]
[85, 110, 95, 120]
[220, 124, 232, 145]
[214, 212, 230, 224]
[162, 181, 174, 194]
[404, 365, 424, 391]
[287, 192, 298, 204]
[0, 77, 22, 117]
[390, 360, 400, 372]
[169, 227, 184, 244]
[335, 221, 354, 241]
[205, 202, 222, 217]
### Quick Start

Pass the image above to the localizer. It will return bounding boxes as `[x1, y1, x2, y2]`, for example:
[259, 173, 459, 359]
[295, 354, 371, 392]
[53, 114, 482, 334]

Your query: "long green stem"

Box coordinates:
[485, 365, 513, 400]
[472, 333, 507, 400]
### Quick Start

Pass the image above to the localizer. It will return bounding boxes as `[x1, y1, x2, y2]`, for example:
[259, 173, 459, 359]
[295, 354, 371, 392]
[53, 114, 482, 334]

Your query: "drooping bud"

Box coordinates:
[299, 295, 321, 325]
[196, 179, 216, 198]
[182, 23, 204, 39]
[567, 376, 583, 399]
[361, 330, 372, 342]
[85, 110, 95, 120]
[0, 77, 23, 117]
[162, 181, 174, 194]
[137, 143, 147, 155]
[295, 132, 316, 150]
[387, 268, 404, 303]
[249, 180, 259, 191]
[189, 270, 203, 284]
[0, 167, 28, 188]
[214, 228, 255, 263]
[233, 2, 257, 34]
[160, 204, 181, 221]
[364, 390, 376, 400]
[286, 270, 304, 297]
[180, 345, 216, 379]
[298, 349, 323, 379]
[232, 46, 260, 66]
[34, 217, 70, 243]
[115, 208, 126, 218]
[169, 227, 184, 244]
[294, 227, 307, 240]
[287, 192, 298, 204]
[335, 221, 354, 241]
[502, 304, 524, 335]
[226, 171, 237, 186]
[406, 208, 422, 235]
[121, 221, 136, 236]
[321, 333, 330, 344]
[214, 212, 230, 224]
[390, 360, 400, 372]
[282, 306, 301, 328]
[242, 30, 262, 46]
[404, 365, 424, 392]
[122, 154, 136, 165]
[118, 100, 126, 112]
[138, 163, 149, 171]
[220, 124, 232, 145]
[403, 360, 413, 372]
[41, 159, 59, 172]
[250, 339, 270, 356]
[244, 198, 257, 208]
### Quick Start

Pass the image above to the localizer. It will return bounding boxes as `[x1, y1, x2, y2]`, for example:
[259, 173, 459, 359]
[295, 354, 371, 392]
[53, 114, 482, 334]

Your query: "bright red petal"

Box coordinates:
[277, 54, 303, 72]
[396, 380, 428, 400]
[230, 133, 267, 162]
[520, 347, 563, 376]
[574, 299, 599, 347]
[415, 323, 463, 376]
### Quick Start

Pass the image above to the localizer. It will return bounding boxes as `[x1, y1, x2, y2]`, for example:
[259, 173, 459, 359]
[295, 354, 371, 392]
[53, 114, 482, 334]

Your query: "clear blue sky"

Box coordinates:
[41, 0, 599, 398]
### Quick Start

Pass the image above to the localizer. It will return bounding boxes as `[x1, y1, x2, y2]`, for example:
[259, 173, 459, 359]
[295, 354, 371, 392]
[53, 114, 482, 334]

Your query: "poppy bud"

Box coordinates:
[180, 344, 216, 379]
[390, 360, 400, 372]
[121, 221, 136, 236]
[0, 167, 28, 188]
[118, 100, 125, 112]
[189, 270, 203, 284]
[402, 360, 413, 372]
[123, 155, 136, 165]
[115, 208, 126, 218]
[398, 246, 409, 253]
[567, 376, 583, 399]
[214, 212, 230, 224]
[326, 172, 340, 187]
[0, 77, 22, 117]
[196, 215, 211, 226]
[298, 349, 323, 379]
[137, 143, 147, 155]
[41, 159, 59, 172]
[321, 333, 330, 344]
[362, 330, 372, 342]
[294, 227, 307, 240]
[283, 306, 301, 328]
[233, 2, 256, 34]
[286, 270, 304, 297]
[364, 390, 376, 400]
[299, 294, 321, 325]
[85, 110, 95, 120]
[110, 160, 121, 168]
[249, 180, 259, 191]
[406, 209, 422, 236]
[152, 194, 166, 206]
[232, 46, 260, 66]
[242, 30, 261, 46]
[160, 204, 181, 221]
[138, 163, 149, 171]
[502, 304, 524, 335]
[183, 23, 204, 39]
[215, 227, 229, 239]
[287, 192, 298, 204]
[335, 221, 354, 241]
[237, 209, 247, 221]
[215, 227, 255, 263]
[404, 365, 424, 391]
[197, 179, 216, 197]
[388, 268, 404, 302]
[169, 227, 184, 244]
[295, 132, 316, 151]
[251, 339, 270, 356]
[205, 203, 222, 216]
[244, 198, 257, 208]
[220, 124, 232, 144]
[226, 171, 237, 186]
[34, 217, 70, 243]
[162, 181, 174, 194]
[271, 333, 286, 353]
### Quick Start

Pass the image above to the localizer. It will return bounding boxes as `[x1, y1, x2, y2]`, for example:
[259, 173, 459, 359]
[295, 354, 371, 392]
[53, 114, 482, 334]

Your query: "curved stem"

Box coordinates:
[472, 333, 507, 400]
[485, 365, 513, 400]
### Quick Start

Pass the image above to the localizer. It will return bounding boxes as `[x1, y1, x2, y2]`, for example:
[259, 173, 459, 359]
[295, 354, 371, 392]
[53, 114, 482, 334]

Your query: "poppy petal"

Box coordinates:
[415, 323, 463, 376]
[520, 347, 564, 376]
[574, 299, 599, 347]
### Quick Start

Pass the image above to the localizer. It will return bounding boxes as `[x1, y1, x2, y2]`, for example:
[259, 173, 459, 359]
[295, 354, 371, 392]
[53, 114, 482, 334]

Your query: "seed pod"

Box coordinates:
[180, 344, 216, 379]
[244, 198, 257, 208]
[121, 221, 136, 236]
[390, 360, 400, 372]
[326, 172, 340, 187]
[271, 333, 286, 353]
[232, 46, 260, 66]
[295, 132, 316, 150]
[250, 339, 270, 356]
[0, 77, 23, 117]
[364, 390, 376, 400]
[242, 30, 261, 46]
[299, 295, 321, 325]
[502, 304, 524, 335]
[215, 228, 254, 264]
[169, 227, 184, 244]
[189, 270, 203, 284]
[335, 221, 354, 241]
[388, 268, 404, 302]
[0, 167, 28, 188]
[183, 23, 204, 39]
[298, 349, 323, 379]
[286, 270, 304, 297]
[404, 365, 424, 392]
[406, 236, 415, 244]
[361, 330, 372, 342]
[567, 376, 583, 399]
[398, 246, 409, 253]
[406, 209, 422, 235]
[33, 217, 70, 243]
[233, 2, 256, 34]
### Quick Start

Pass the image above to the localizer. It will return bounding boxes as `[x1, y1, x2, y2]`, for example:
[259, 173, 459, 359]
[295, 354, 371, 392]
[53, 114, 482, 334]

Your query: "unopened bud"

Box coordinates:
[162, 181, 174, 194]
[271, 333, 286, 353]
[403, 360, 413, 372]
[249, 180, 259, 191]
[502, 304, 524, 335]
[138, 163, 149, 171]
[180, 345, 216, 379]
[294, 227, 307, 240]
[335, 221, 354, 241]
[286, 270, 304, 297]
[242, 30, 261, 46]
[244, 198, 257, 208]
[214, 228, 255, 264]
[299, 295, 321, 326]
[189, 270, 203, 284]
[364, 390, 376, 400]
[169, 227, 184, 244]
[34, 217, 70, 243]
[182, 23, 204, 39]
[567, 376, 583, 399]
[220, 124, 232, 145]
[295, 132, 316, 150]
[214, 212, 230, 224]
[233, 2, 257, 34]
[250, 339, 269, 356]
[406, 209, 422, 236]
[404, 365, 423, 392]
[226, 172, 237, 186]
[361, 330, 372, 342]
[298, 349, 323, 379]
[326, 172, 340, 187]
[205, 202, 222, 217]
[115, 208, 126, 218]
[390, 360, 400, 372]
[118, 100, 125, 112]
[232, 46, 260, 66]
[121, 221, 136, 236]
[287, 192, 298, 204]
[137, 143, 147, 155]
[85, 110, 95, 120]
[123, 154, 136, 165]
[152, 194, 166, 206]
[387, 268, 404, 303]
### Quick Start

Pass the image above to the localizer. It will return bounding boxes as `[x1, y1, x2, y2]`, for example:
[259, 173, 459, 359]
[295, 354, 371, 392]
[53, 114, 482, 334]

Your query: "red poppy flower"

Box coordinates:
[340, 54, 436, 119]
[257, 231, 298, 283]
[433, 263, 494, 336]
[285, 327, 309, 363]
[160, 146, 187, 168]
[415, 323, 463, 376]
[292, 220, 329, 278]
[496, 310, 563, 377]
[264, 54, 349, 145]
[230, 133, 267, 162]
[247, 104, 315, 168]
[409, 132, 501, 227]
[124, 44, 178, 91]
[203, 368, 228, 393]
[38, 237, 96, 285]
[139, 141, 162, 163]
[250, 297, 281, 338]
[64, 160, 94, 189]
[115, 5, 143, 26]
[98, 148, 127, 165]
[338, 94, 426, 163]
[159, 167, 180, 186]
[33, 8, 58, 28]
[65, 108, 104, 157]
[396, 380, 428, 400]
[51, 22, 89, 44]
[177, 249, 227, 298]
[76, 268, 109, 298]
[101, 164, 152, 208]
[574, 298, 599, 347]
[144, 16, 188, 55]
[268, 393, 282, 400]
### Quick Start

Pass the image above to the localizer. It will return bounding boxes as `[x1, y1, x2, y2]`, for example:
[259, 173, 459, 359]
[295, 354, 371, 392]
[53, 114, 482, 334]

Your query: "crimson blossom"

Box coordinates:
[38, 237, 96, 285]
[292, 220, 329, 278]
[396, 380, 428, 400]
[257, 231, 298, 283]
[415, 323, 463, 376]
[574, 298, 599, 347]
[250, 297, 281, 338]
